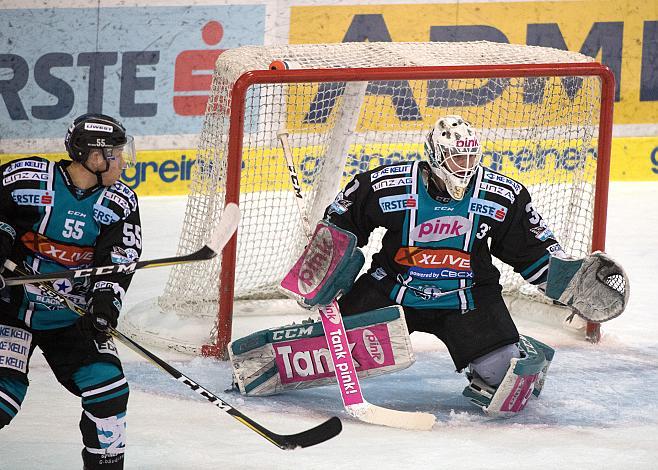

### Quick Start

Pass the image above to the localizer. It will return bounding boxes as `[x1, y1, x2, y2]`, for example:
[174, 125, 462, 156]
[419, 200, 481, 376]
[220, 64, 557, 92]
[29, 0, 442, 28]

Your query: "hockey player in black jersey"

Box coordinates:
[230, 115, 628, 416]
[0, 114, 142, 469]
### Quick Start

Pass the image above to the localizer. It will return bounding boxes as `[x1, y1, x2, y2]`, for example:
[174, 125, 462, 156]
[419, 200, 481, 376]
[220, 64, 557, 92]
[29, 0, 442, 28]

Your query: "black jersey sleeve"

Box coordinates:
[0, 174, 17, 262]
[490, 187, 561, 285]
[323, 172, 379, 247]
[90, 190, 143, 320]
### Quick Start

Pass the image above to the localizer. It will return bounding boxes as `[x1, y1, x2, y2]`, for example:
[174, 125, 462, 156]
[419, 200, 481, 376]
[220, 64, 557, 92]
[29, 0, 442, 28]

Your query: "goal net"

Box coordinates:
[123, 41, 613, 356]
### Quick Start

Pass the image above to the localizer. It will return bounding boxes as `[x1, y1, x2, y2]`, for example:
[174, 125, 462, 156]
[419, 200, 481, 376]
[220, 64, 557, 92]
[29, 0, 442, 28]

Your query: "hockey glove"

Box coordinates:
[279, 221, 364, 308]
[545, 251, 629, 322]
[77, 292, 119, 343]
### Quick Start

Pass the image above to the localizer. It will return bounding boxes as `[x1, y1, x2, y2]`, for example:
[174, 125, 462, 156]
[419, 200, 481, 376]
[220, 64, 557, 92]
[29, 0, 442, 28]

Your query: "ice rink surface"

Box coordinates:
[1, 182, 657, 469]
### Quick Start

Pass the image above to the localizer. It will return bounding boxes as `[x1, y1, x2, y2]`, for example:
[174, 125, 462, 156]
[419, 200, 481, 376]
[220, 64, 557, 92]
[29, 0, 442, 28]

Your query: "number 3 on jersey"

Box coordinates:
[123, 223, 142, 249]
[476, 222, 491, 240]
[62, 218, 85, 240]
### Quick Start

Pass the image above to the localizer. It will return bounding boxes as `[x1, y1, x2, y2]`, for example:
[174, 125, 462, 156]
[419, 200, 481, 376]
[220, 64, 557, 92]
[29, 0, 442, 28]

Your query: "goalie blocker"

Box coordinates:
[279, 220, 364, 308]
[229, 306, 414, 396]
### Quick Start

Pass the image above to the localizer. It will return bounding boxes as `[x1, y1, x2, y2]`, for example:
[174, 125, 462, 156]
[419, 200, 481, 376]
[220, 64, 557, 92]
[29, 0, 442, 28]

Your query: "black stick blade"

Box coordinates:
[275, 416, 342, 450]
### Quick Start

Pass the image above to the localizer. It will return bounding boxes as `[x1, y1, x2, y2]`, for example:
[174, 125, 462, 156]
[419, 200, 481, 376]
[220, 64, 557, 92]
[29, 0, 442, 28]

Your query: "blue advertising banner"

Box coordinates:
[0, 5, 266, 139]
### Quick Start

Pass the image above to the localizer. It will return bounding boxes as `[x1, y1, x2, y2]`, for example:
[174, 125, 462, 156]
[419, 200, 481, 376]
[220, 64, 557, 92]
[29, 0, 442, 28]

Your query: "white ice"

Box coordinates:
[1, 182, 657, 469]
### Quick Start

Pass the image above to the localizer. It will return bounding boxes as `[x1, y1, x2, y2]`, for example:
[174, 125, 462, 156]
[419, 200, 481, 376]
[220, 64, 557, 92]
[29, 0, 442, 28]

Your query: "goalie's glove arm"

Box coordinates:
[490, 188, 562, 287]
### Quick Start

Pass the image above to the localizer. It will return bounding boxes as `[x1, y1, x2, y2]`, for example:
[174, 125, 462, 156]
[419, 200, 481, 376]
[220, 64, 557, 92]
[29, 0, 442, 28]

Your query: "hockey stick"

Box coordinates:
[4, 203, 241, 286]
[278, 132, 436, 431]
[3, 260, 342, 450]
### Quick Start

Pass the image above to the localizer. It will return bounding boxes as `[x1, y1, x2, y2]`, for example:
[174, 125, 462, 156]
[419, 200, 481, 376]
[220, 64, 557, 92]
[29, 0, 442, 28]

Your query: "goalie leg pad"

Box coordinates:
[463, 334, 554, 415]
[468, 343, 521, 387]
[229, 306, 414, 396]
[279, 221, 365, 308]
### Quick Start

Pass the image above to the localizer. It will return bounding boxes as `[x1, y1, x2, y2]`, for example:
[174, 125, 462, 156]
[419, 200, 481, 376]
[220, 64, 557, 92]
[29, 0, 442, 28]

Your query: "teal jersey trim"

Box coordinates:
[73, 363, 123, 389]
[82, 387, 129, 406]
[521, 253, 550, 279]
[0, 401, 17, 418]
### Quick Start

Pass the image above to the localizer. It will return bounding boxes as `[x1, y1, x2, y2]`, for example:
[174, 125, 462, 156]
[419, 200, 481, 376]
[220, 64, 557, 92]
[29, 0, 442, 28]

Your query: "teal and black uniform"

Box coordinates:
[329, 161, 561, 369]
[0, 156, 141, 468]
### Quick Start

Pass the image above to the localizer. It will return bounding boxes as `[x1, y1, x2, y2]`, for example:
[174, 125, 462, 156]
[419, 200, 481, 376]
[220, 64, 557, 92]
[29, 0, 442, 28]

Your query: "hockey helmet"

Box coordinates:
[425, 115, 482, 200]
[65, 113, 136, 168]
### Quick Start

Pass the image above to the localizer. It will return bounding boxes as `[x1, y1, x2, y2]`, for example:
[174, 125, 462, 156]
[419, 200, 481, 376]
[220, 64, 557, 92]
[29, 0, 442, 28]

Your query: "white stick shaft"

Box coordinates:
[278, 131, 312, 238]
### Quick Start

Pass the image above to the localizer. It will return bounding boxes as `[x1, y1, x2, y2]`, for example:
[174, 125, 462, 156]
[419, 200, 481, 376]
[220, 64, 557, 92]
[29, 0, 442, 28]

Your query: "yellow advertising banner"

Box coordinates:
[2, 135, 656, 197]
[290, 0, 658, 125]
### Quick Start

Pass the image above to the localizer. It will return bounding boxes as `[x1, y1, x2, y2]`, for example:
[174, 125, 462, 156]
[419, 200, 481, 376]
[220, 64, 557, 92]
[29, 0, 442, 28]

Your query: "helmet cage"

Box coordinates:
[425, 116, 482, 200]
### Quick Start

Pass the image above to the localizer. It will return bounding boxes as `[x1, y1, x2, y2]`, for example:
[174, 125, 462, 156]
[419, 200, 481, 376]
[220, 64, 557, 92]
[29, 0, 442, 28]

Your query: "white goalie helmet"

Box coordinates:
[425, 115, 482, 200]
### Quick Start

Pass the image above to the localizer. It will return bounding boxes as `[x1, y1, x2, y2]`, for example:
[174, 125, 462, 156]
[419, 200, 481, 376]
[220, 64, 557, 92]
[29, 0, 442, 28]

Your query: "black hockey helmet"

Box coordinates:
[64, 113, 131, 164]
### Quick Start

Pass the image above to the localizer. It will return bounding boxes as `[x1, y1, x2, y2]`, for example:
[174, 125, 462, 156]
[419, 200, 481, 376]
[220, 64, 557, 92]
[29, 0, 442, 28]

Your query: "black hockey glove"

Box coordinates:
[77, 292, 119, 343]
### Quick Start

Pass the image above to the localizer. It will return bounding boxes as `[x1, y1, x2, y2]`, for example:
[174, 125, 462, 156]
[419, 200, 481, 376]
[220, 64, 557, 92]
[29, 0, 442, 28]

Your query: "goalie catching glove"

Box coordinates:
[279, 221, 364, 307]
[545, 251, 629, 323]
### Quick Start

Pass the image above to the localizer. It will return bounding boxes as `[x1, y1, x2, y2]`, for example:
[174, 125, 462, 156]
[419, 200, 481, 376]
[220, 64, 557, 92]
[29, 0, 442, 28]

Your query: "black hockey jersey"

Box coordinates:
[325, 161, 562, 311]
[0, 157, 142, 330]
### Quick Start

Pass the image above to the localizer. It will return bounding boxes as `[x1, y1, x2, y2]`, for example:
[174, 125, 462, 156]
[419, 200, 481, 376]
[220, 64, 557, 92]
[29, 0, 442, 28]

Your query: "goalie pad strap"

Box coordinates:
[229, 306, 414, 396]
[279, 221, 364, 307]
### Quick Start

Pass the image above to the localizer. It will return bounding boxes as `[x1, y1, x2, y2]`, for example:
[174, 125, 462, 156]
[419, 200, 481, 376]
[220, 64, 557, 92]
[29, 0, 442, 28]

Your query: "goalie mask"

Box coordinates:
[424, 115, 482, 200]
[65, 113, 136, 170]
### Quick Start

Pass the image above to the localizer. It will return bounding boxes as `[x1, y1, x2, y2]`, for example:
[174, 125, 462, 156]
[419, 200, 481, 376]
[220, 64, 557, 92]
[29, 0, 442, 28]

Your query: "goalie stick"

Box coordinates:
[278, 132, 436, 431]
[4, 203, 241, 286]
[3, 260, 342, 450]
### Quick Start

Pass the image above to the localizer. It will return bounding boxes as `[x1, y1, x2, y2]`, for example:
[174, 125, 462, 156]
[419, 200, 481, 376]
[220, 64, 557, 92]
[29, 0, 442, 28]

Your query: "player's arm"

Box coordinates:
[0, 164, 18, 287]
[323, 172, 379, 247]
[79, 195, 143, 340]
[492, 188, 628, 322]
[490, 187, 561, 287]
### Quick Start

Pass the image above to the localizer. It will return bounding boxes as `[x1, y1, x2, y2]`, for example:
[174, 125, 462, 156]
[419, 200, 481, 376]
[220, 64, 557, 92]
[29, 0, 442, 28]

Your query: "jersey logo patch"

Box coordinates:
[469, 198, 507, 221]
[94, 204, 121, 225]
[3, 171, 49, 186]
[372, 177, 413, 192]
[394, 247, 471, 270]
[370, 165, 412, 182]
[410, 216, 471, 242]
[11, 189, 54, 206]
[480, 182, 516, 203]
[21, 231, 94, 267]
[483, 171, 522, 194]
[3, 160, 48, 175]
[0, 326, 32, 373]
[378, 194, 417, 213]
[102, 191, 132, 217]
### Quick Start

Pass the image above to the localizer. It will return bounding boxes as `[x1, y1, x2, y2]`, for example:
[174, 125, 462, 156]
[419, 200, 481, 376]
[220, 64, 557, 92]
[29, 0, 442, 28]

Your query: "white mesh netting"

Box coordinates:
[123, 41, 607, 354]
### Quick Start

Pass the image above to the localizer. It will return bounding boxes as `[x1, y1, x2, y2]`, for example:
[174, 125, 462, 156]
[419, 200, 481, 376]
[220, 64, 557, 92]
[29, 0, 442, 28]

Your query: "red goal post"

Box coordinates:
[134, 42, 615, 357]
